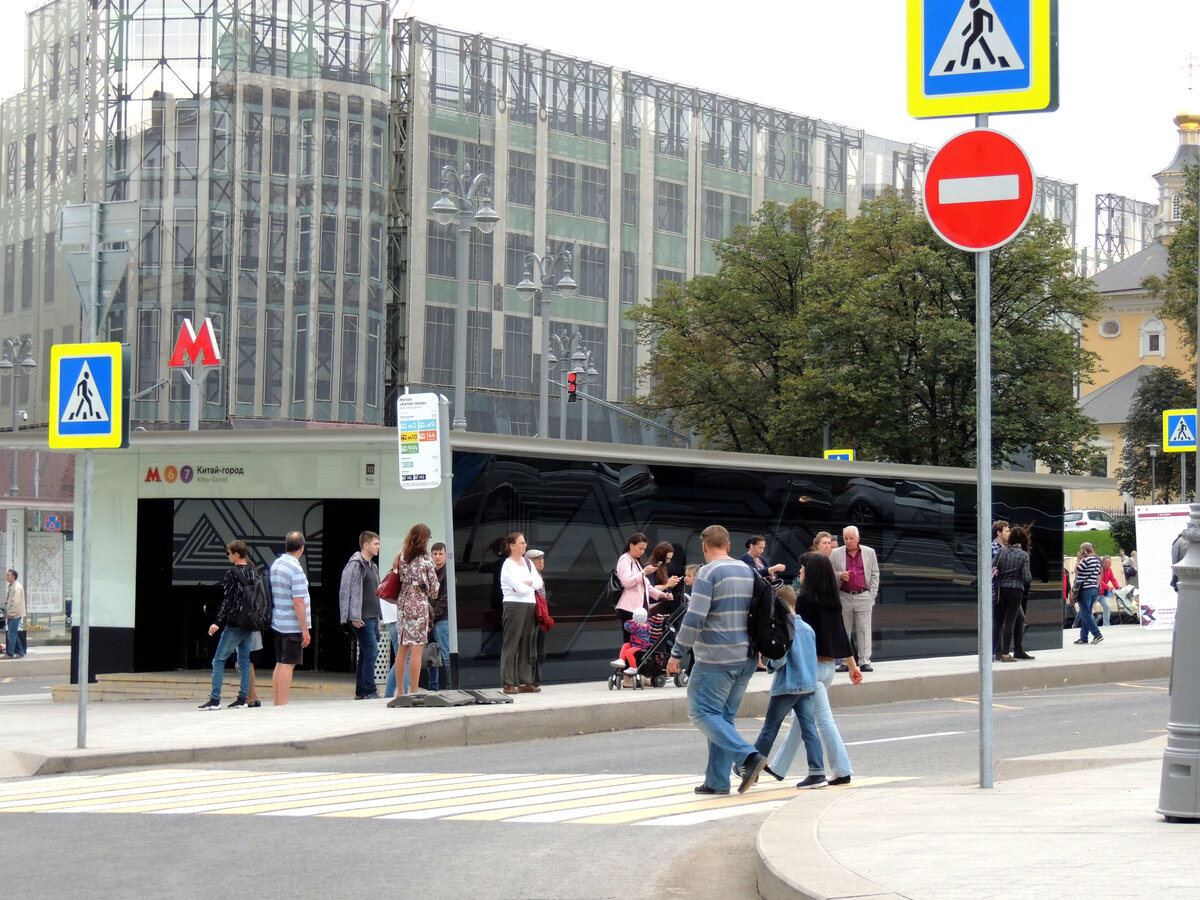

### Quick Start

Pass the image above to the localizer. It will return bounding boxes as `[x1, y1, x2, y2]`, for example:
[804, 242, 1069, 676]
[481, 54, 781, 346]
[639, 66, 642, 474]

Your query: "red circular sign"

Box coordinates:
[923, 129, 1035, 252]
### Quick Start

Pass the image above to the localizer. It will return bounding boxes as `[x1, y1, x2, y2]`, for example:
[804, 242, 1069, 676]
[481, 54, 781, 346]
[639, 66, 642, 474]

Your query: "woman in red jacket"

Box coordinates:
[1096, 556, 1119, 628]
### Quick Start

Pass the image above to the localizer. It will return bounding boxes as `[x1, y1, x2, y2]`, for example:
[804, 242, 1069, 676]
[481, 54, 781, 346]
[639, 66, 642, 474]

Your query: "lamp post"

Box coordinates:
[0, 338, 36, 497]
[516, 249, 578, 437]
[1148, 443, 1160, 504]
[548, 329, 598, 440]
[431, 163, 500, 432]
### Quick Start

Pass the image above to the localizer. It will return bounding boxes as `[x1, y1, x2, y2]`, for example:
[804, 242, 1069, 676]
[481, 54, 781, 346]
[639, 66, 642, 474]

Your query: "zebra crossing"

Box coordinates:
[0, 768, 908, 826]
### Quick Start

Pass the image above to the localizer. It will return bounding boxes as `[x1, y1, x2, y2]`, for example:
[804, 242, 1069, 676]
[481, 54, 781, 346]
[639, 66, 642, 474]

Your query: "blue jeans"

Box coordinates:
[5, 617, 23, 656]
[210, 625, 253, 700]
[1078, 587, 1102, 641]
[427, 619, 451, 690]
[384, 622, 400, 698]
[354, 618, 379, 697]
[770, 686, 826, 777]
[1096, 591, 1112, 627]
[686, 658, 759, 792]
[756, 692, 821, 774]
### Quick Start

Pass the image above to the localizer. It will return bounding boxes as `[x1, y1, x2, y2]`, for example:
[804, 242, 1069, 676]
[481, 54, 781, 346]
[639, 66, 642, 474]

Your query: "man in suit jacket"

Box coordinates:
[830, 526, 880, 672]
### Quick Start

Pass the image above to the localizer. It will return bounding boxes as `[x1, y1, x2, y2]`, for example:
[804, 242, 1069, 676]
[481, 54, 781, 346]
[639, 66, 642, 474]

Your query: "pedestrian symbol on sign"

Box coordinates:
[930, 0, 1025, 76]
[66, 361, 109, 423]
[1170, 417, 1195, 445]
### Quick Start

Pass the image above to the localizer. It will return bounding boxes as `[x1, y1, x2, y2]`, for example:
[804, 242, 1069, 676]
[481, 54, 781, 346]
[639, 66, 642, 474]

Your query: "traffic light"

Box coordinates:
[567, 371, 578, 402]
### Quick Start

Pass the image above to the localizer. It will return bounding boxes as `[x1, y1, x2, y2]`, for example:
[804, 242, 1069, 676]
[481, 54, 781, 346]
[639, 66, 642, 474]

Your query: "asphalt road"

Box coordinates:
[0, 678, 1170, 900]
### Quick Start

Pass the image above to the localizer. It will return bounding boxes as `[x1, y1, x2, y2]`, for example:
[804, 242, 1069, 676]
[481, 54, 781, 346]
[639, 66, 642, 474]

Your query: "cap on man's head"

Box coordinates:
[525, 549, 544, 559]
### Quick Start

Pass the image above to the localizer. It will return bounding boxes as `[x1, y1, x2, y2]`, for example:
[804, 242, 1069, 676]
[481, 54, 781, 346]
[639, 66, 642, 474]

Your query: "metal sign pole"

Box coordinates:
[76, 202, 100, 749]
[975, 112, 994, 791]
[438, 395, 459, 688]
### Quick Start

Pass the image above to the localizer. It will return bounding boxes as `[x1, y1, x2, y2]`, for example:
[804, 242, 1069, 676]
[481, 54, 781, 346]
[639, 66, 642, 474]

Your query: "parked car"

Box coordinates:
[1064, 509, 1114, 532]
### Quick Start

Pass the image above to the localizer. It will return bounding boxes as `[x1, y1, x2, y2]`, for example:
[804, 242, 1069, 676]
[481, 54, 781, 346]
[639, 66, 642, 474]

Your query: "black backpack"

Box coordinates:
[747, 571, 794, 661]
[233, 566, 272, 631]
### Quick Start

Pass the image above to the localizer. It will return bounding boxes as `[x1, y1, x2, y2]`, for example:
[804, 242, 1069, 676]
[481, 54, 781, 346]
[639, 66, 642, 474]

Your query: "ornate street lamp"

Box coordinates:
[517, 249, 577, 437]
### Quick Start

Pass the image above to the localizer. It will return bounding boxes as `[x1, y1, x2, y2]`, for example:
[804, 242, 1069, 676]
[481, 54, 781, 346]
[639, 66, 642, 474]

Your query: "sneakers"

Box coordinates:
[610, 659, 626, 669]
[694, 784, 730, 795]
[1073, 639, 1088, 645]
[859, 663, 874, 672]
[828, 775, 852, 786]
[797, 775, 827, 789]
[197, 698, 221, 710]
[246, 700, 262, 708]
[1092, 634, 1104, 644]
[835, 664, 849, 673]
[624, 667, 638, 675]
[738, 752, 768, 793]
[227, 697, 248, 709]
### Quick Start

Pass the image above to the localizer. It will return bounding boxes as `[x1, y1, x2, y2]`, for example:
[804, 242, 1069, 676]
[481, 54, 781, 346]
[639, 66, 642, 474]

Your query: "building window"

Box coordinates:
[423, 306, 454, 386]
[295, 215, 311, 274]
[270, 115, 289, 175]
[320, 214, 338, 274]
[704, 190, 724, 240]
[2, 245, 12, 312]
[235, 308, 256, 404]
[20, 239, 33, 309]
[136, 308, 160, 393]
[347, 122, 363, 181]
[140, 209, 162, 268]
[344, 216, 361, 276]
[620, 251, 636, 306]
[341, 314, 359, 403]
[581, 166, 608, 220]
[429, 135, 457, 185]
[621, 173, 638, 227]
[432, 32, 460, 109]
[427, 220, 456, 278]
[244, 111, 262, 174]
[468, 230, 493, 283]
[503, 315, 532, 391]
[293, 312, 308, 402]
[298, 118, 314, 176]
[1098, 319, 1121, 338]
[655, 181, 684, 233]
[505, 232, 533, 287]
[365, 321, 380, 408]
[654, 268, 684, 295]
[467, 310, 492, 389]
[578, 245, 608, 299]
[826, 140, 846, 194]
[702, 113, 725, 167]
[549, 159, 576, 214]
[507, 151, 535, 206]
[619, 329, 636, 400]
[768, 132, 786, 181]
[260, 308, 283, 407]
[1172, 193, 1182, 221]
[176, 108, 199, 172]
[316, 312, 334, 402]
[1140, 317, 1166, 358]
[173, 208, 196, 267]
[371, 125, 384, 186]
[212, 112, 229, 173]
[730, 119, 751, 173]
[656, 101, 689, 158]
[209, 212, 228, 271]
[369, 222, 383, 282]
[267, 214, 287, 274]
[323, 117, 339, 178]
[240, 212, 260, 270]
[729, 195, 749, 233]
[43, 233, 54, 306]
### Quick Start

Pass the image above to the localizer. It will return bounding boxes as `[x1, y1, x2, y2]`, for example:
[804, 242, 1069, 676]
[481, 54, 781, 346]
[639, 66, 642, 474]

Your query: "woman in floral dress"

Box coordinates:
[391, 523, 439, 694]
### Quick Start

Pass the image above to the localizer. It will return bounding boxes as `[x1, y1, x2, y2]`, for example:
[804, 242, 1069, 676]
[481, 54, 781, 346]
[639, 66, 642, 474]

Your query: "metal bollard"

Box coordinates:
[1158, 502, 1200, 822]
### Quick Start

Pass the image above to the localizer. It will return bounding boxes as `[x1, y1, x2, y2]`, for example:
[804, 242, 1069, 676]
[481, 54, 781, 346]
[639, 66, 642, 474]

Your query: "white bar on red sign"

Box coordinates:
[938, 174, 1020, 205]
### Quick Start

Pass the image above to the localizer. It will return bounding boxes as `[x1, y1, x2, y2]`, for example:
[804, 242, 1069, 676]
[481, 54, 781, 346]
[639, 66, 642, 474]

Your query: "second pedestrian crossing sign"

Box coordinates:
[1163, 408, 1197, 453]
[49, 342, 127, 449]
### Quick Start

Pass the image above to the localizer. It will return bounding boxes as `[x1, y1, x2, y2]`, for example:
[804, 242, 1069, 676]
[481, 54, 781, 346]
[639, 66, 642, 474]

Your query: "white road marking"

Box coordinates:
[846, 730, 966, 747]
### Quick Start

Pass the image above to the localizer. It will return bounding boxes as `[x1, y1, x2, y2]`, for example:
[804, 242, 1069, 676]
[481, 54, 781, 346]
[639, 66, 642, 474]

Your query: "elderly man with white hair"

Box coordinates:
[830, 526, 880, 672]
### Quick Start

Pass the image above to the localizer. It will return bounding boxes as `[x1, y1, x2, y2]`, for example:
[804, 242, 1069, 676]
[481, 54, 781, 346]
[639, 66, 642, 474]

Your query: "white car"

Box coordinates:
[1064, 509, 1114, 532]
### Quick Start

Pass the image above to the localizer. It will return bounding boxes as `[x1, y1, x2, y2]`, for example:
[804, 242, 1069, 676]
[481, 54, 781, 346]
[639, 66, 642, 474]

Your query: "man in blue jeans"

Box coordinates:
[339, 531, 382, 699]
[198, 542, 258, 709]
[427, 542, 451, 690]
[667, 524, 769, 795]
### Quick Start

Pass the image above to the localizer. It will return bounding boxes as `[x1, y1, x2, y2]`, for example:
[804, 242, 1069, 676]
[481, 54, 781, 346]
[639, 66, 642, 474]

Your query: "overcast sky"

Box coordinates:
[1, 0, 1197, 247]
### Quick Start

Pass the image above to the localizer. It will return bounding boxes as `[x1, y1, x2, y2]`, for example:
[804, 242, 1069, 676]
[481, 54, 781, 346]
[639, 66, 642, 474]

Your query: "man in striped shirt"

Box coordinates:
[270, 531, 311, 705]
[668, 524, 769, 795]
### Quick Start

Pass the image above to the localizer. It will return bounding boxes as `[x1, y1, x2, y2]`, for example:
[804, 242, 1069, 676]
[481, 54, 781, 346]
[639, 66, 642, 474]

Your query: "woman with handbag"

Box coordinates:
[614, 533, 671, 644]
[499, 532, 543, 694]
[391, 523, 440, 695]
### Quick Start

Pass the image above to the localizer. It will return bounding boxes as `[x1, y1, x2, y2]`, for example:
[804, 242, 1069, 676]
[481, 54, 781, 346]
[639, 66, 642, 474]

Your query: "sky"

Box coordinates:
[0, 0, 1196, 248]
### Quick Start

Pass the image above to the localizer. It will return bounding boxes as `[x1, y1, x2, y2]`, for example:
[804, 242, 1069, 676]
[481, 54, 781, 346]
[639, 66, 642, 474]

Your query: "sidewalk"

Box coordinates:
[0, 627, 1184, 899]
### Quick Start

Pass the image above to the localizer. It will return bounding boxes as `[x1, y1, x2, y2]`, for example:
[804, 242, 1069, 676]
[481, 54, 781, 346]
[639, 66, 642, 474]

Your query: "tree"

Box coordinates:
[631, 195, 1103, 470]
[1152, 166, 1199, 358]
[1116, 365, 1195, 502]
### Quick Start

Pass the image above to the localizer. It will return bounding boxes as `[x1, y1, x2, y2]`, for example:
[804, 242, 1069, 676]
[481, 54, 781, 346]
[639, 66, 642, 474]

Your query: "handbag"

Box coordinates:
[422, 641, 441, 669]
[376, 569, 400, 601]
[535, 589, 554, 632]
[606, 567, 624, 606]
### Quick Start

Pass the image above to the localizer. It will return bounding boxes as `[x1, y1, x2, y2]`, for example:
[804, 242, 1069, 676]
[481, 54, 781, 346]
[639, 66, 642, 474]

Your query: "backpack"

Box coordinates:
[233, 566, 272, 631]
[747, 571, 794, 661]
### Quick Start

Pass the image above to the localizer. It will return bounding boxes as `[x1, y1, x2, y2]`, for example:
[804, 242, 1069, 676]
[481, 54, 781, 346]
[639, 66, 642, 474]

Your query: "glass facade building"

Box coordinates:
[0, 0, 389, 428]
[388, 18, 1078, 443]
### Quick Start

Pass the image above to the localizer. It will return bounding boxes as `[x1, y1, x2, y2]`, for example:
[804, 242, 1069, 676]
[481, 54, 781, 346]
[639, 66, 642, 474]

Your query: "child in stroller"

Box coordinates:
[611, 607, 653, 688]
[608, 600, 692, 690]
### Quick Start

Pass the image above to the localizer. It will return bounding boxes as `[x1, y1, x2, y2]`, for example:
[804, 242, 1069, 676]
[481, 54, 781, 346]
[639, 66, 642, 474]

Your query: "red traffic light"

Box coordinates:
[567, 371, 578, 403]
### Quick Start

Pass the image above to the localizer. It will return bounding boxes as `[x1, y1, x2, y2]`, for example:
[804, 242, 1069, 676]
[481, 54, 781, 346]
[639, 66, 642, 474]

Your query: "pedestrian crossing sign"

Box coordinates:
[49, 342, 126, 449]
[1163, 408, 1197, 453]
[907, 0, 1059, 118]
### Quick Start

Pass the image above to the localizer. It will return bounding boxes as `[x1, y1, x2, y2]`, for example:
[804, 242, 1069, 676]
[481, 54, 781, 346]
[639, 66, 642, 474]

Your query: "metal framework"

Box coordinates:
[1095, 192, 1156, 263]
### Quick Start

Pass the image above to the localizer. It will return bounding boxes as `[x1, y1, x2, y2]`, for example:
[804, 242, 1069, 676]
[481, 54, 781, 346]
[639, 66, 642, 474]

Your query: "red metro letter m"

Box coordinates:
[168, 317, 222, 367]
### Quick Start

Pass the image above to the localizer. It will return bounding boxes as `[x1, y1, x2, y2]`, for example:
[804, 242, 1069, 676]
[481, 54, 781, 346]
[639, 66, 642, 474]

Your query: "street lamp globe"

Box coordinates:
[555, 271, 578, 298]
[472, 203, 500, 234]
[431, 190, 458, 226]
[516, 271, 538, 302]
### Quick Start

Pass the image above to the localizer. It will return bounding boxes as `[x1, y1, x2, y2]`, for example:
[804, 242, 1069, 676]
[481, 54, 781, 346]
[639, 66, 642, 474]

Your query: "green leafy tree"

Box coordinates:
[1116, 365, 1195, 502]
[1152, 166, 1199, 356]
[631, 195, 1103, 470]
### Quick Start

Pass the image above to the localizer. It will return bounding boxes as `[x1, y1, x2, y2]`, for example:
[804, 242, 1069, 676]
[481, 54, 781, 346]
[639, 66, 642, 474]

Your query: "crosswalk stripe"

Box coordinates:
[0, 769, 910, 826]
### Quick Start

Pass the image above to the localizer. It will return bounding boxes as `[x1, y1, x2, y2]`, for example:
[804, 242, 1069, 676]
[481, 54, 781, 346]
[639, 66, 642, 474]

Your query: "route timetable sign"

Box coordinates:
[48, 342, 127, 450]
[907, 0, 1059, 118]
[923, 128, 1035, 251]
[395, 392, 442, 489]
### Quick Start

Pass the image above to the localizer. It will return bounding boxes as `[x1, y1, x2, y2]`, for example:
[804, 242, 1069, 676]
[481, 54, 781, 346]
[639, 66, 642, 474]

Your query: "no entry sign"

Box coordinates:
[924, 128, 1035, 251]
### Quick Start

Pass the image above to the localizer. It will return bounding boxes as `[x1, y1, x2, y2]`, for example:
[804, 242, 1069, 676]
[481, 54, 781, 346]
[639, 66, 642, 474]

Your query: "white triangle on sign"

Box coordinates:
[929, 0, 1026, 76]
[1170, 417, 1195, 445]
[63, 361, 109, 423]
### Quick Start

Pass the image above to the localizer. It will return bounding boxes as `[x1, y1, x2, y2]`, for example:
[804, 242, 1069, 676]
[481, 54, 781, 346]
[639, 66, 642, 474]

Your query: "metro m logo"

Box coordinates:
[168, 317, 222, 367]
[145, 467, 162, 482]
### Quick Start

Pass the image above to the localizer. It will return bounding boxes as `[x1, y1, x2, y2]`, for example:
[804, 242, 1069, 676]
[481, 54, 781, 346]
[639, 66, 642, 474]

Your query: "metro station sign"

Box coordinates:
[168, 317, 221, 368]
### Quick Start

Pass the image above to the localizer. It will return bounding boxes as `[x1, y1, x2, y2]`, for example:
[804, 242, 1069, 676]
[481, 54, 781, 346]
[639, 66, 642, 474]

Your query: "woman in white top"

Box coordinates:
[499, 531, 543, 695]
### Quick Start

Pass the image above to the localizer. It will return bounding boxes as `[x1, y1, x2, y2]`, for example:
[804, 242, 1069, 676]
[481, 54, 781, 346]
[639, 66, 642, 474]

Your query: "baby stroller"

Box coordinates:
[608, 602, 691, 690]
[1113, 585, 1139, 624]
